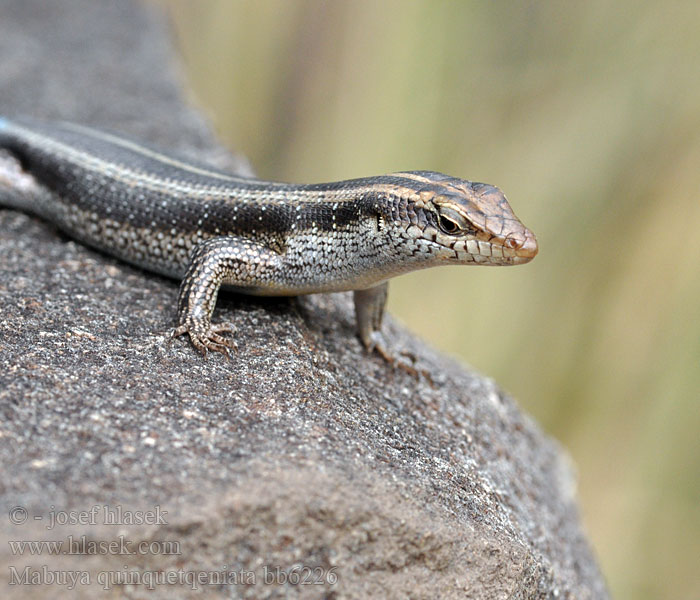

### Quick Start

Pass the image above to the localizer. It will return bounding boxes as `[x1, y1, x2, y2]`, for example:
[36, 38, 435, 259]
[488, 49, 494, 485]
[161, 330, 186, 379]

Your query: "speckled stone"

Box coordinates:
[0, 1, 608, 598]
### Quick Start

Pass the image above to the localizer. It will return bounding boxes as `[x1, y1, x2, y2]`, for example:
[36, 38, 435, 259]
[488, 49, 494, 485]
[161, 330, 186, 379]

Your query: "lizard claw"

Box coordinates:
[172, 320, 238, 358]
[358, 331, 424, 381]
[364, 331, 434, 384]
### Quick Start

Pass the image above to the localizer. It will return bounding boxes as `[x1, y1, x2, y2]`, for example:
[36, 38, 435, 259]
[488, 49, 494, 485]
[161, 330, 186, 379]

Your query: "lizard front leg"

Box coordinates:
[173, 236, 281, 357]
[355, 281, 421, 372]
[353, 282, 390, 358]
[354, 282, 427, 379]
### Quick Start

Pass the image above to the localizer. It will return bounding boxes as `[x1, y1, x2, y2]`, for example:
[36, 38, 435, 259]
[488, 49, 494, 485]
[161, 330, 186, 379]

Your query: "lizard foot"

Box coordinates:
[172, 320, 238, 358]
[365, 331, 434, 385]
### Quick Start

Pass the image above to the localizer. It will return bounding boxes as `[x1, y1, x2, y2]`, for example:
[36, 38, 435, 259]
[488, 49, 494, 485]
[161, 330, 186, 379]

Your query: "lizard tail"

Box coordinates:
[0, 149, 44, 212]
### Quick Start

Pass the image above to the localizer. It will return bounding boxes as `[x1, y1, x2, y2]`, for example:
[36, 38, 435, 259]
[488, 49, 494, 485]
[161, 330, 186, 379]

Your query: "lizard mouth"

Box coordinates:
[447, 234, 538, 265]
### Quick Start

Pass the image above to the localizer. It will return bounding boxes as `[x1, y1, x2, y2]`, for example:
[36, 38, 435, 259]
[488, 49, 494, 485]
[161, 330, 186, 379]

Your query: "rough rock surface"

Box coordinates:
[0, 1, 608, 598]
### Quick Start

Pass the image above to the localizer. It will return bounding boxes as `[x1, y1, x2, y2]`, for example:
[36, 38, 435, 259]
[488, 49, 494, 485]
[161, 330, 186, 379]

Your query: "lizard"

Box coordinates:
[0, 117, 538, 365]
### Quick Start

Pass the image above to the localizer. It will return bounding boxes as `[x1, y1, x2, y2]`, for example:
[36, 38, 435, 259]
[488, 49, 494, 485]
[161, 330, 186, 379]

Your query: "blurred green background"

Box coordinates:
[161, 1, 699, 598]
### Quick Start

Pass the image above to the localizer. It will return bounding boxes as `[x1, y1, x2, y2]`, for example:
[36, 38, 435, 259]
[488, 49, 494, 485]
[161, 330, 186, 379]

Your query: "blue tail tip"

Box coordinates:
[0, 116, 7, 130]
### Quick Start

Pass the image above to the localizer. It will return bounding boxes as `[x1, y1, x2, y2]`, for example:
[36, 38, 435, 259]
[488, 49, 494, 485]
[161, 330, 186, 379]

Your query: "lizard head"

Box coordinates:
[392, 171, 538, 266]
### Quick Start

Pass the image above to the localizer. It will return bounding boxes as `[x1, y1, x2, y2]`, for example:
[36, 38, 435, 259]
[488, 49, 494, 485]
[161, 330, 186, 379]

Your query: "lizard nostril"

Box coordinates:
[513, 235, 538, 259]
[504, 236, 523, 250]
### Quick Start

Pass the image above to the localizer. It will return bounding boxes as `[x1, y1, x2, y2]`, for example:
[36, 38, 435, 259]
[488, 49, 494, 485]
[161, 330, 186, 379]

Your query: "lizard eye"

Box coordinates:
[436, 207, 466, 235]
[438, 215, 460, 234]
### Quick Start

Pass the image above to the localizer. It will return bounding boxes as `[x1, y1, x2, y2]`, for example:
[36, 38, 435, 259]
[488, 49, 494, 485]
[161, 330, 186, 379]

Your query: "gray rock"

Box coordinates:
[0, 0, 608, 598]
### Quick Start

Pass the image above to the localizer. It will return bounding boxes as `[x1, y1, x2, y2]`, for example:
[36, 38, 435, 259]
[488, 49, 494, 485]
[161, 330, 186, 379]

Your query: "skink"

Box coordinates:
[0, 117, 537, 361]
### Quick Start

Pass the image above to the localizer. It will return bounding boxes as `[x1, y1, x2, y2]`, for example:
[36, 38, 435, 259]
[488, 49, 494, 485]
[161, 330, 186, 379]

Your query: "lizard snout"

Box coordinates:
[504, 231, 538, 261]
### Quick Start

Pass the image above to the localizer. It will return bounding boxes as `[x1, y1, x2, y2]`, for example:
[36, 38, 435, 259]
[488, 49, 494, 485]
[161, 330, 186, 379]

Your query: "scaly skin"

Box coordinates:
[0, 117, 538, 362]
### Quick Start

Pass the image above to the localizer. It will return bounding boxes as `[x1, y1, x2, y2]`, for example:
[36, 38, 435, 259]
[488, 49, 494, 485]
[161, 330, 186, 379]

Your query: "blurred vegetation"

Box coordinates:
[161, 1, 699, 598]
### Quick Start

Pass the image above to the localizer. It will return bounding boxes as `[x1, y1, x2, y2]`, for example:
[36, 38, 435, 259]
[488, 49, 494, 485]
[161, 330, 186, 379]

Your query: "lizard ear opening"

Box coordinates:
[376, 213, 385, 232]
